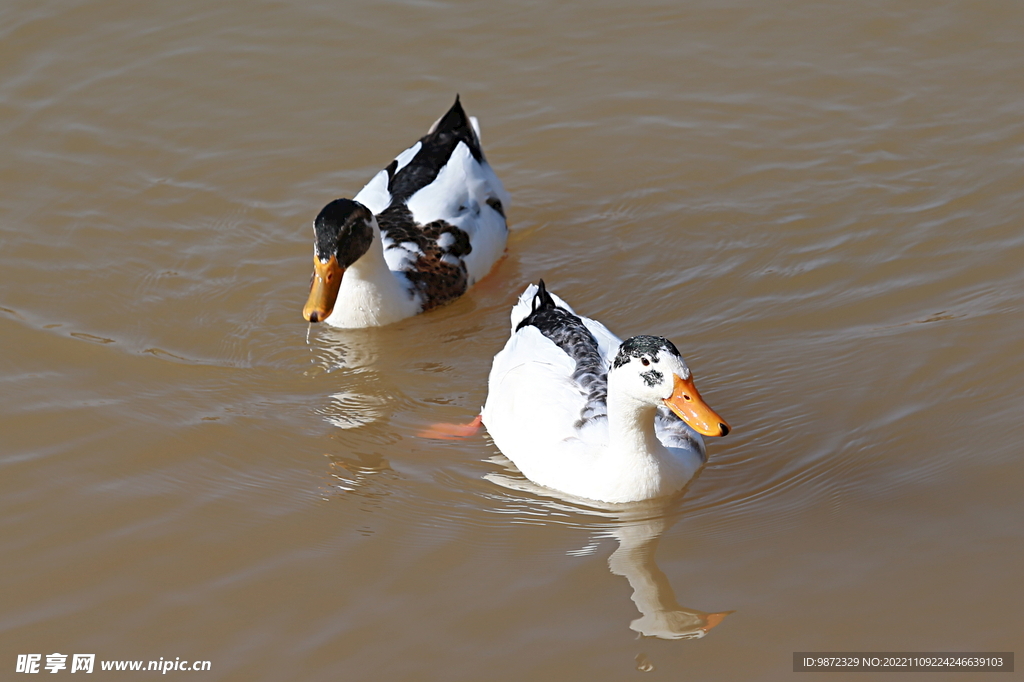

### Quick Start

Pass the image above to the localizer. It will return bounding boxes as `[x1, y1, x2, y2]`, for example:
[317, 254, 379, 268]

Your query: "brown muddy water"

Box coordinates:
[2, 1, 1023, 680]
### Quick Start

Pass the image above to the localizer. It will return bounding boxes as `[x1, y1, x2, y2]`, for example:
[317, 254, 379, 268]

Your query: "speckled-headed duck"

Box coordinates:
[480, 281, 731, 503]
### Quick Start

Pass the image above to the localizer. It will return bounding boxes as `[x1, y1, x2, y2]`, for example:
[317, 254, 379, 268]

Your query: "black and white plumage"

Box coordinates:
[514, 281, 609, 425]
[482, 282, 731, 504]
[303, 96, 509, 328]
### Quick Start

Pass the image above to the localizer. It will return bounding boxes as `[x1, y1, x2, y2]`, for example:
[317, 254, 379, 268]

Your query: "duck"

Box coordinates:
[480, 281, 731, 504]
[303, 96, 510, 328]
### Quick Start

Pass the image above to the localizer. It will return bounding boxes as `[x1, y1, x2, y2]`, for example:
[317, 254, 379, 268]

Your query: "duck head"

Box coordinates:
[303, 199, 376, 323]
[610, 335, 730, 437]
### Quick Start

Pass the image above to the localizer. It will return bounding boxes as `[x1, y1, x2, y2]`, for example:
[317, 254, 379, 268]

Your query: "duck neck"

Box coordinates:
[606, 390, 666, 467]
[327, 230, 419, 327]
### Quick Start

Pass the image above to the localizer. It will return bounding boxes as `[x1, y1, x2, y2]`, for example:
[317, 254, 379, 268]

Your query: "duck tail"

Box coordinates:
[513, 280, 559, 332]
[427, 94, 470, 136]
[533, 279, 556, 313]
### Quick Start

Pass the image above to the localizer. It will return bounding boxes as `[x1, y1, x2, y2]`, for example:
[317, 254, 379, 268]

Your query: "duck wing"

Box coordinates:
[513, 281, 614, 426]
[352, 96, 489, 214]
[385, 96, 486, 204]
[483, 325, 595, 452]
[356, 97, 509, 312]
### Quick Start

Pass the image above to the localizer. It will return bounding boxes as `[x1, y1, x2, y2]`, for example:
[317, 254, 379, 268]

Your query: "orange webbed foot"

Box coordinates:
[418, 414, 483, 440]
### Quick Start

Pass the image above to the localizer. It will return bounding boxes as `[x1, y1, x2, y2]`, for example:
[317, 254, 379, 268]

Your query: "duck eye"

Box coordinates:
[641, 357, 650, 367]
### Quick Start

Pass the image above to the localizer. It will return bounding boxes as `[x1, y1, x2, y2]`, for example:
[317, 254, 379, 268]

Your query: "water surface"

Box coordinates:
[2, 0, 1023, 679]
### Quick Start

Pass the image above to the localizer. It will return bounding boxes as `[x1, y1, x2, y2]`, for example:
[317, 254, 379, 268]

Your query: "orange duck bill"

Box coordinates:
[663, 373, 731, 437]
[303, 256, 344, 323]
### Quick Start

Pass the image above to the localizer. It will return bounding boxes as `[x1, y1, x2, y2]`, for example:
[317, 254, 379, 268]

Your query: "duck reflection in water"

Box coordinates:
[305, 325, 390, 429]
[486, 473, 733, 640]
[606, 508, 732, 639]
